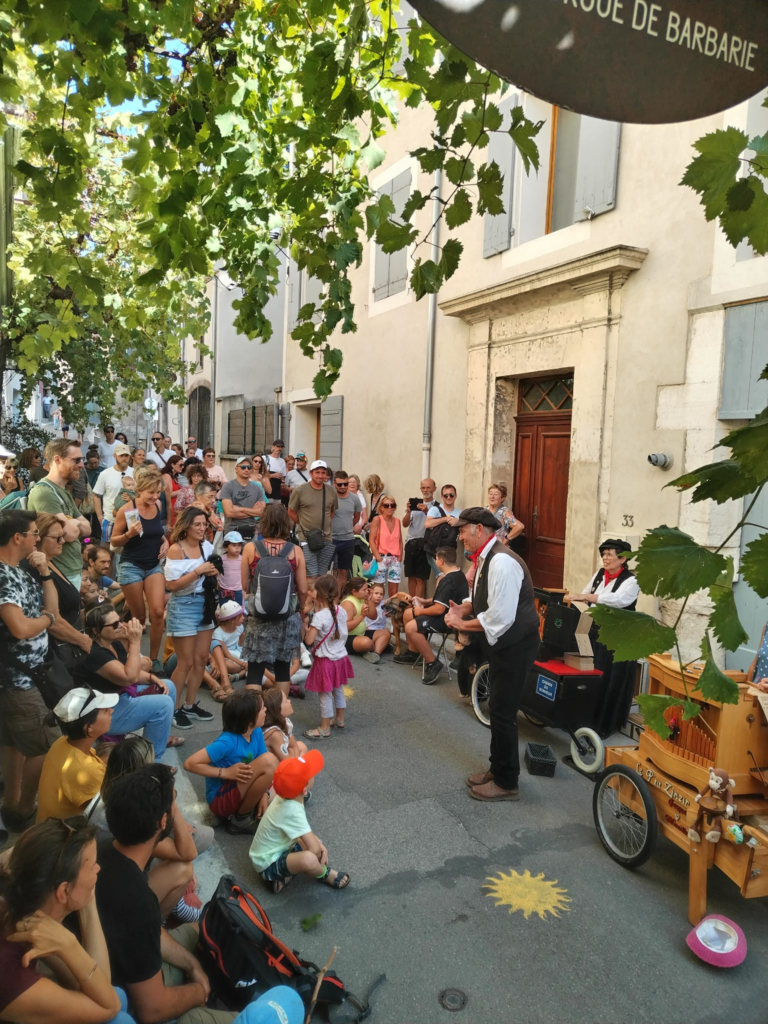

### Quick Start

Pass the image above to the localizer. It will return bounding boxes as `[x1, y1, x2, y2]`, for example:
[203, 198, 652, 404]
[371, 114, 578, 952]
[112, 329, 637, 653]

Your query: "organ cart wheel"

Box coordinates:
[593, 765, 658, 869]
[570, 727, 604, 774]
[470, 662, 491, 728]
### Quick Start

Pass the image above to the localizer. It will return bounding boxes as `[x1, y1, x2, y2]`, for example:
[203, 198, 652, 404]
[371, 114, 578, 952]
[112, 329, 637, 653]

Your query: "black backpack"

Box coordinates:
[250, 541, 295, 620]
[423, 504, 459, 554]
[198, 875, 383, 1018]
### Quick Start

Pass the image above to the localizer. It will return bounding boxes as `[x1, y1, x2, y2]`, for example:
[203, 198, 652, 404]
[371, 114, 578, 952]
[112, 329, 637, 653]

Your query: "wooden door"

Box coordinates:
[513, 412, 571, 588]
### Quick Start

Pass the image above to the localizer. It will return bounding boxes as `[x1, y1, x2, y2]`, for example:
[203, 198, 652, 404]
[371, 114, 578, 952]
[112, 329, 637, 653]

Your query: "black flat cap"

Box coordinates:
[599, 537, 632, 555]
[457, 506, 499, 530]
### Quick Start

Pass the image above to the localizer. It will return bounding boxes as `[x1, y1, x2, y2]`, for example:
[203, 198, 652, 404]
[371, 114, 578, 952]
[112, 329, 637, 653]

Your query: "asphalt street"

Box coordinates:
[165, 653, 768, 1024]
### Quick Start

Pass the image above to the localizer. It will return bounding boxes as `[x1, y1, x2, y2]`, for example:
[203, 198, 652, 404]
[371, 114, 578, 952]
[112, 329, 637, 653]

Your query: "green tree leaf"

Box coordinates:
[439, 237, 463, 280]
[692, 657, 740, 706]
[719, 410, 768, 482]
[741, 531, 768, 598]
[667, 460, 758, 504]
[636, 694, 682, 740]
[509, 105, 544, 174]
[708, 559, 749, 652]
[445, 188, 472, 229]
[681, 127, 748, 220]
[634, 526, 727, 599]
[590, 605, 676, 662]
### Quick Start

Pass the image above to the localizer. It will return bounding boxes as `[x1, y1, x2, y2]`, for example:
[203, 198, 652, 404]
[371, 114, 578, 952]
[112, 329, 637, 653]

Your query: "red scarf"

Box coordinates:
[469, 536, 495, 567]
[603, 567, 624, 584]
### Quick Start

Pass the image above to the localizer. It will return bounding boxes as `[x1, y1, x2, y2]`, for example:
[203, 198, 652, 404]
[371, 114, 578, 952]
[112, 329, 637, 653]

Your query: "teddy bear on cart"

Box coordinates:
[688, 768, 740, 844]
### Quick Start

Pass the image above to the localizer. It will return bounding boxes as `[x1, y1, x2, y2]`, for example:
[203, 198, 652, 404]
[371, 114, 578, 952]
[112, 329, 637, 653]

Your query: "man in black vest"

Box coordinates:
[445, 507, 540, 802]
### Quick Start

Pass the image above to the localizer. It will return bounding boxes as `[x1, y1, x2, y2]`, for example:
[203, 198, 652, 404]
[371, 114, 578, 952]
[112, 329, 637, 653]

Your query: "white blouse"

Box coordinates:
[584, 570, 640, 609]
[165, 540, 214, 596]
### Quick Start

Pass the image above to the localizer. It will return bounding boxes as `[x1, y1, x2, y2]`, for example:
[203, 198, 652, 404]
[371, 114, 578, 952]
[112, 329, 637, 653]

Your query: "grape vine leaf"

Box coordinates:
[719, 409, 768, 482]
[692, 657, 740, 705]
[666, 460, 758, 504]
[634, 526, 727, 599]
[590, 605, 676, 662]
[636, 694, 682, 740]
[708, 558, 749, 652]
[741, 531, 768, 599]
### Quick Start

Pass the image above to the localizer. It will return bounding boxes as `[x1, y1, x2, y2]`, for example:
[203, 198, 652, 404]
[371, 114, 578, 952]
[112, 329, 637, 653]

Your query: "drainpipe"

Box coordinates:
[422, 167, 442, 481]
[210, 275, 218, 449]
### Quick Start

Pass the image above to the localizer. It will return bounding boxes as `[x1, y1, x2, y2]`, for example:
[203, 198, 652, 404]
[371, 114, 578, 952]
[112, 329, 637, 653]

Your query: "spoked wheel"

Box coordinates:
[470, 662, 491, 728]
[522, 710, 547, 727]
[570, 727, 604, 774]
[593, 765, 658, 868]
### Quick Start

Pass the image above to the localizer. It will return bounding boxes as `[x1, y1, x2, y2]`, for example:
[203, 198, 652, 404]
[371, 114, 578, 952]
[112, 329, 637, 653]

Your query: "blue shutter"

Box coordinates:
[720, 301, 768, 419]
[483, 94, 517, 257]
[388, 168, 411, 295]
[572, 116, 621, 222]
[373, 181, 393, 301]
[318, 395, 343, 468]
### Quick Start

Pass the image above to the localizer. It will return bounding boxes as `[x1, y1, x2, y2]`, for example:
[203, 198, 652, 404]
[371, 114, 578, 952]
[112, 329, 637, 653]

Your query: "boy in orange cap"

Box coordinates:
[248, 750, 350, 894]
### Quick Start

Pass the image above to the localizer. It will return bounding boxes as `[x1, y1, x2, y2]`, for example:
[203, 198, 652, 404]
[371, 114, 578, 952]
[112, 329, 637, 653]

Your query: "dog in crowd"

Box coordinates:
[383, 592, 412, 656]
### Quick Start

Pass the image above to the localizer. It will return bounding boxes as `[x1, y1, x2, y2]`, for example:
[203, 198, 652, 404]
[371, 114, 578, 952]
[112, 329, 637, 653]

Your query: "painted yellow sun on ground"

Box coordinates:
[483, 869, 571, 921]
[344, 685, 355, 699]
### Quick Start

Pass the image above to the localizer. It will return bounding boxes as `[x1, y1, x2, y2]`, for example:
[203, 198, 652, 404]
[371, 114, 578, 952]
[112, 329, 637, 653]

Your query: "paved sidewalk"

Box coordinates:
[170, 655, 768, 1024]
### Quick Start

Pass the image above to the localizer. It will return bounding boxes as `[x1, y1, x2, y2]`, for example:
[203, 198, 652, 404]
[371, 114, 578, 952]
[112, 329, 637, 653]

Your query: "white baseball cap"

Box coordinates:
[223, 531, 244, 544]
[309, 460, 328, 471]
[54, 687, 119, 722]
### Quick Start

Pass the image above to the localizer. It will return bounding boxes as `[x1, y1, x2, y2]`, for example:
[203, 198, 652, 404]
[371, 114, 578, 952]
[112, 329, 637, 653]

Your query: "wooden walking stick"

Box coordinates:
[304, 946, 338, 1024]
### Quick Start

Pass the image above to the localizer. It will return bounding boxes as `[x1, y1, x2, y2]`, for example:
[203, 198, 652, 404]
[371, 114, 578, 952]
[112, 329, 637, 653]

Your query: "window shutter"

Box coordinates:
[720, 301, 768, 419]
[388, 168, 411, 295]
[287, 257, 301, 332]
[318, 395, 343, 467]
[572, 116, 621, 223]
[304, 273, 324, 320]
[483, 94, 517, 258]
[373, 181, 393, 301]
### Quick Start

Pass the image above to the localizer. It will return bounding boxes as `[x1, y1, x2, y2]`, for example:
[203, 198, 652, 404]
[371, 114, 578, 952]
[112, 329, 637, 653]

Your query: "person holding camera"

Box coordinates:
[402, 478, 437, 598]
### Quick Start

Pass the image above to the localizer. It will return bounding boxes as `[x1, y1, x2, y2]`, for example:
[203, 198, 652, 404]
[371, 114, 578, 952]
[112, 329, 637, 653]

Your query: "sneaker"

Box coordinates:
[362, 651, 380, 664]
[225, 811, 260, 836]
[151, 659, 165, 676]
[422, 659, 444, 685]
[393, 651, 418, 664]
[173, 708, 194, 729]
[183, 702, 214, 722]
[300, 644, 312, 668]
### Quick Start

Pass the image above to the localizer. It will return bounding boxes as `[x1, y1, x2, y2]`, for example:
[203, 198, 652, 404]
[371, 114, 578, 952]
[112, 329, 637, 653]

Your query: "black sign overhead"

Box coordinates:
[408, 0, 768, 124]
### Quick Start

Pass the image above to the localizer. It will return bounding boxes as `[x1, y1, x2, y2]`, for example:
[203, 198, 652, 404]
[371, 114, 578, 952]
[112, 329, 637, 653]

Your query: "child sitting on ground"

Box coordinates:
[262, 687, 308, 761]
[208, 600, 248, 700]
[340, 577, 382, 663]
[364, 582, 393, 653]
[248, 750, 350, 893]
[184, 689, 278, 836]
[219, 530, 244, 605]
[303, 575, 354, 739]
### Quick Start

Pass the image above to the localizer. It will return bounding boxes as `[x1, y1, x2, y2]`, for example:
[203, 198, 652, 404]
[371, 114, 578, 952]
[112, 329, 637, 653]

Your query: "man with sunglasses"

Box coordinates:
[97, 423, 119, 468]
[219, 456, 267, 540]
[331, 470, 361, 586]
[145, 431, 171, 470]
[423, 484, 462, 577]
[0, 509, 60, 831]
[27, 439, 91, 589]
[186, 435, 204, 459]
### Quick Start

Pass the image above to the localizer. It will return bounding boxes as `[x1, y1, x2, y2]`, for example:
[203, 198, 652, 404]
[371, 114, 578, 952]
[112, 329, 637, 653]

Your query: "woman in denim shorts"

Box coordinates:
[111, 466, 168, 674]
[165, 507, 220, 730]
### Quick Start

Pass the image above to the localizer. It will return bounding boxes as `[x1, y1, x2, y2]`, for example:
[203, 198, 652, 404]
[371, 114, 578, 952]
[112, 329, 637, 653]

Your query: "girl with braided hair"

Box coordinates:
[302, 575, 354, 739]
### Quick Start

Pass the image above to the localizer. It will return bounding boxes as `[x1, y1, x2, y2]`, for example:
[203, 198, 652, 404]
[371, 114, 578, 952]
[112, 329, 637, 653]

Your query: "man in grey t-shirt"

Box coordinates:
[219, 456, 267, 539]
[331, 470, 361, 586]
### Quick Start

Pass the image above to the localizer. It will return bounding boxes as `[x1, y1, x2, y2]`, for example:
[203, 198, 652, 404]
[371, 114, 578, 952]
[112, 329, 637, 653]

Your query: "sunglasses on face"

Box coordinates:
[66, 456, 84, 464]
[381, 503, 396, 509]
[239, 464, 252, 471]
[102, 619, 121, 630]
[336, 482, 349, 488]
[152, 436, 163, 442]
[443, 493, 455, 499]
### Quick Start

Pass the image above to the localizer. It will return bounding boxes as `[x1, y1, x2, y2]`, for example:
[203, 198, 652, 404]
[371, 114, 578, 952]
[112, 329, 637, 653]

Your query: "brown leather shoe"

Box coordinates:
[465, 770, 494, 788]
[469, 780, 520, 802]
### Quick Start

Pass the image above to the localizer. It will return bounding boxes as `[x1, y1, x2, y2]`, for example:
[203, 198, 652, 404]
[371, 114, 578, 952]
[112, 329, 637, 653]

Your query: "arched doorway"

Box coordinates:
[188, 386, 211, 448]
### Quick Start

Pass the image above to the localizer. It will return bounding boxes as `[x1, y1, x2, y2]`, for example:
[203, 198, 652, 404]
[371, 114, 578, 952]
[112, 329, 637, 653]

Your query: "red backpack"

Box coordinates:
[198, 874, 383, 1019]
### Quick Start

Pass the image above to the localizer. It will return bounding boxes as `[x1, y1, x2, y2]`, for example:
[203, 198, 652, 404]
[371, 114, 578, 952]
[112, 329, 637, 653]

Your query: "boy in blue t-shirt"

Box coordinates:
[184, 690, 278, 835]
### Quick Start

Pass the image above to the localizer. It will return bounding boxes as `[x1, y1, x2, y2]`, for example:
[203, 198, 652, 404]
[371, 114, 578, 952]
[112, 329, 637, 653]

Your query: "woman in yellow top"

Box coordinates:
[36, 688, 117, 822]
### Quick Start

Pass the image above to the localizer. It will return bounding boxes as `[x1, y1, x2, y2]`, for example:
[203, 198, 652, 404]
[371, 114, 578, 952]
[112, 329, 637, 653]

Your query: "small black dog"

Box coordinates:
[202, 552, 224, 626]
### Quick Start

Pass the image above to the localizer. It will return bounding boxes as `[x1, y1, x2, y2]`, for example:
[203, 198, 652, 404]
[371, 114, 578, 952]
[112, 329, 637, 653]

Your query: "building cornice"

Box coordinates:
[439, 245, 649, 324]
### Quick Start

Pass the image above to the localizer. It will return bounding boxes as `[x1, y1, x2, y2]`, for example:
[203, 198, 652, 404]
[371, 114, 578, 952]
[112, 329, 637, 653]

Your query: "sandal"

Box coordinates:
[303, 727, 331, 739]
[330, 720, 345, 729]
[319, 867, 350, 889]
[270, 875, 294, 895]
[167, 736, 185, 748]
[212, 687, 233, 703]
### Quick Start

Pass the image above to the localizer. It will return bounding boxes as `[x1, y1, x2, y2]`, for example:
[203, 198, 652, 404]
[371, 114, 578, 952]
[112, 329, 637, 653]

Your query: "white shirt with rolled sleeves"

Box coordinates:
[463, 537, 524, 645]
[585, 571, 640, 609]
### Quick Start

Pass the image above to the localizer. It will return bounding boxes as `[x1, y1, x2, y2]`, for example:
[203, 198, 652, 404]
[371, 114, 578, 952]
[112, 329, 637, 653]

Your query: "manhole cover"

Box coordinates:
[439, 989, 468, 1012]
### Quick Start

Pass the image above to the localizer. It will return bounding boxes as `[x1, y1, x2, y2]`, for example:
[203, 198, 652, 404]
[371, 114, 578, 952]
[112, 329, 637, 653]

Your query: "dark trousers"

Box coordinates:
[247, 659, 291, 685]
[484, 629, 541, 790]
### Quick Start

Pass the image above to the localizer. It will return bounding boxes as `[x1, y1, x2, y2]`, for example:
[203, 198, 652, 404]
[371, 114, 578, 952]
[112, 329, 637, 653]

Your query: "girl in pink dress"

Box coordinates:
[302, 575, 354, 739]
